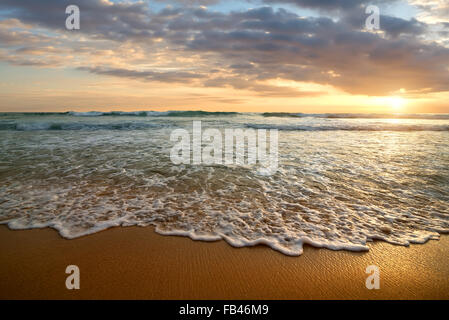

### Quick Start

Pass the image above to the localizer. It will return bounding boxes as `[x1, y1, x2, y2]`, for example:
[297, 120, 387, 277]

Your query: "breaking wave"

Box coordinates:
[0, 121, 163, 131]
[0, 111, 448, 256]
[246, 123, 449, 132]
[2, 111, 448, 120]
[67, 111, 239, 117]
[262, 112, 449, 120]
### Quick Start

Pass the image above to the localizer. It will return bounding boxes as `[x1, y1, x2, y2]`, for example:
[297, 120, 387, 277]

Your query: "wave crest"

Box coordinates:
[262, 112, 449, 120]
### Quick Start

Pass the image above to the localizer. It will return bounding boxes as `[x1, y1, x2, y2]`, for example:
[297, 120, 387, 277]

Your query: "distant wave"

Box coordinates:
[0, 121, 163, 131]
[246, 123, 449, 132]
[1, 109, 448, 256]
[68, 110, 239, 117]
[262, 112, 449, 120]
[6, 121, 447, 132]
[0, 110, 240, 117]
[1, 111, 448, 119]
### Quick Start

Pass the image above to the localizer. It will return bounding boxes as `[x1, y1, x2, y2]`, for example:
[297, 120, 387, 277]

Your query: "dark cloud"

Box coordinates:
[0, 1, 448, 96]
[177, 7, 449, 94]
[379, 16, 426, 37]
[0, 0, 155, 41]
[155, 0, 220, 5]
[342, 8, 427, 38]
[262, 0, 396, 11]
[78, 66, 205, 83]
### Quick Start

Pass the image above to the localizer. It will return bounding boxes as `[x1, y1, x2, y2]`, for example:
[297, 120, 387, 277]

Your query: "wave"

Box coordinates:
[68, 110, 239, 117]
[68, 111, 164, 117]
[0, 110, 240, 117]
[246, 123, 449, 132]
[166, 111, 239, 117]
[262, 112, 449, 120]
[0, 121, 163, 131]
[2, 111, 448, 119]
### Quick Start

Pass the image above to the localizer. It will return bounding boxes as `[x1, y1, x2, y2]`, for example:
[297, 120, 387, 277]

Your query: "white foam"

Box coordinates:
[1, 113, 448, 256]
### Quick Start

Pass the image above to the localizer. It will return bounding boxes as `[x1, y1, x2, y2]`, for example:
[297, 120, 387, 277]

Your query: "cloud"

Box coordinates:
[0, 1, 448, 96]
[79, 66, 205, 83]
[179, 7, 449, 94]
[0, 0, 155, 41]
[409, 0, 449, 23]
[154, 0, 221, 5]
[262, 0, 396, 11]
[341, 8, 428, 38]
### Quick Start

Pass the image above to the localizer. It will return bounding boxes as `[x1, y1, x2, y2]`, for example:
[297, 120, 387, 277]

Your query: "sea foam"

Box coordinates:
[0, 112, 448, 255]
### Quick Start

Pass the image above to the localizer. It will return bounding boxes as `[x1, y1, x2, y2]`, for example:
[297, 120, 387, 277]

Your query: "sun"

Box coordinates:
[388, 96, 406, 111]
[367, 96, 408, 113]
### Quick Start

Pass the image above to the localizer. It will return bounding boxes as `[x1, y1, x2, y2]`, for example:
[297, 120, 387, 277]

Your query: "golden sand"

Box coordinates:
[0, 225, 448, 299]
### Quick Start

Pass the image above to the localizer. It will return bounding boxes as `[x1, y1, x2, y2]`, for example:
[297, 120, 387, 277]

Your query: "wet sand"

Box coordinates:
[0, 225, 448, 299]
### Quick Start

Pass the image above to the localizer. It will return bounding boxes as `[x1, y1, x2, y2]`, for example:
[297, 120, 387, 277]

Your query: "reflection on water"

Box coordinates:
[0, 112, 448, 255]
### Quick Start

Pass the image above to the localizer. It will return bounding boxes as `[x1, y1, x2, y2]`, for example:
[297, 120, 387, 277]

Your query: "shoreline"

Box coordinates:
[0, 225, 448, 299]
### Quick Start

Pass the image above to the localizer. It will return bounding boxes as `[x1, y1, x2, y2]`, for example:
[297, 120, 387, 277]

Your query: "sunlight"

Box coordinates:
[389, 96, 406, 111]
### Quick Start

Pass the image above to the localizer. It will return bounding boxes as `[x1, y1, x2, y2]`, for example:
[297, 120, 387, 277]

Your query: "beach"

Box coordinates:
[1, 225, 448, 300]
[1, 112, 448, 256]
[1, 0, 449, 304]
[1, 112, 448, 300]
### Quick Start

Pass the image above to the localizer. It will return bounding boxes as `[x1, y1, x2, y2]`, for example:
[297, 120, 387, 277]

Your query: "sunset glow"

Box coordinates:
[0, 1, 448, 114]
[1, 0, 449, 302]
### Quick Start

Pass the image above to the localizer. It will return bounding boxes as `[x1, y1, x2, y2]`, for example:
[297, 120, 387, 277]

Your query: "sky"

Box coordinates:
[0, 0, 448, 113]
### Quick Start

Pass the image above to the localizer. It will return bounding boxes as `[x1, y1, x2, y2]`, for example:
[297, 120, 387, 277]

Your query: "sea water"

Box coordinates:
[0, 111, 448, 255]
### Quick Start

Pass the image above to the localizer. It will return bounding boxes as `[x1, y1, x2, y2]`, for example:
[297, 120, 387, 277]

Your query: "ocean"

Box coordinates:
[0, 111, 448, 255]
